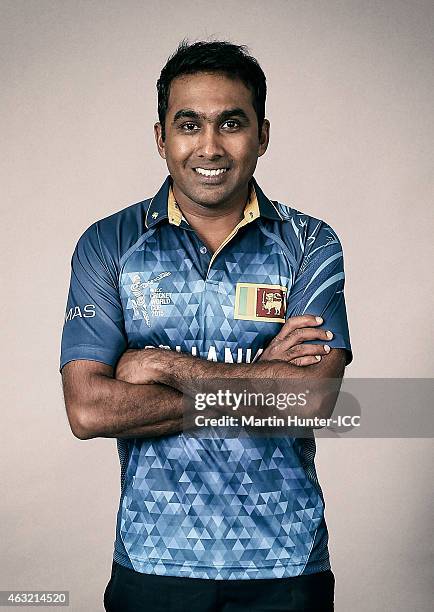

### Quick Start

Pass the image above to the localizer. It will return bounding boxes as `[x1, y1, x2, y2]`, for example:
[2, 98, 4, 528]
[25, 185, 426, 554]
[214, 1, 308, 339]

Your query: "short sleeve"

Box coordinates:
[59, 223, 128, 372]
[285, 222, 353, 365]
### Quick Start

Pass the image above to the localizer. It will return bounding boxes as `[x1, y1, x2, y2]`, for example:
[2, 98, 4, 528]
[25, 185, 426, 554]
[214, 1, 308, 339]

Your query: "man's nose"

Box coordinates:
[196, 125, 225, 158]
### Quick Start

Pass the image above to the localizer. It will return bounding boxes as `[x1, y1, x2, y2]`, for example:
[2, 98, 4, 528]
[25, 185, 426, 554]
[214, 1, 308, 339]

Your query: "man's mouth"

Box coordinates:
[193, 167, 229, 177]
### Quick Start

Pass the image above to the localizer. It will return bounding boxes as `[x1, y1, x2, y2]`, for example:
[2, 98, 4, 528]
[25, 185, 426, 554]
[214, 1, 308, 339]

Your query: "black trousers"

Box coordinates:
[104, 561, 335, 611]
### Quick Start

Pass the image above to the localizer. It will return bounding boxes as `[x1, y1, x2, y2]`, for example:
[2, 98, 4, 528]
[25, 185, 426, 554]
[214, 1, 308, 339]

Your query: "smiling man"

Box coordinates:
[60, 41, 352, 611]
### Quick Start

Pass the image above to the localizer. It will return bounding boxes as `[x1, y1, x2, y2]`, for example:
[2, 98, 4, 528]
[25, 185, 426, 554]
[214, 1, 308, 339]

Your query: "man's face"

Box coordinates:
[154, 71, 269, 209]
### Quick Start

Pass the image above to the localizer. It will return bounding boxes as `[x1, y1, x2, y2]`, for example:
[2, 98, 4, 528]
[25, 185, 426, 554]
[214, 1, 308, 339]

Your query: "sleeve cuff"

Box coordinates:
[59, 344, 122, 372]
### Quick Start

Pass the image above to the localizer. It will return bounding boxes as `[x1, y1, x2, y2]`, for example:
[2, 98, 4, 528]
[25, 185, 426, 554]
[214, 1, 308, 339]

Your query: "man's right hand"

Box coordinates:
[259, 315, 334, 367]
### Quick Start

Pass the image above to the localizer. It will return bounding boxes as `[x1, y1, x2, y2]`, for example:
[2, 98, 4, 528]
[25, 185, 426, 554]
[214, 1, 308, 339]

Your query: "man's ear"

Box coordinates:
[154, 122, 166, 159]
[258, 119, 270, 157]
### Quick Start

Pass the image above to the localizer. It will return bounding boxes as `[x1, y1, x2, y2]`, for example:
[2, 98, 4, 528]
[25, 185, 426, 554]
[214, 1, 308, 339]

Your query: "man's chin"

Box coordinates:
[176, 183, 235, 208]
[179, 179, 252, 208]
[189, 191, 235, 209]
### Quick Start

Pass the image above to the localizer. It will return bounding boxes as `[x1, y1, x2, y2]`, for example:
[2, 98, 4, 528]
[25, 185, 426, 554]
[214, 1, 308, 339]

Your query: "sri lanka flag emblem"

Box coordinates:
[234, 283, 287, 323]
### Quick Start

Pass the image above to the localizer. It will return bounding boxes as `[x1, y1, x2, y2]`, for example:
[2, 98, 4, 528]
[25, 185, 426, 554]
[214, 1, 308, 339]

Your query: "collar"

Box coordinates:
[144, 175, 283, 229]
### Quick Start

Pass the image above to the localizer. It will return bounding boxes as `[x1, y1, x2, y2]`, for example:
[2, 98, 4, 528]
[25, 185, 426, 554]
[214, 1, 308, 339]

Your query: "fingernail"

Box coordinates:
[316, 355, 321, 361]
[326, 331, 333, 339]
[315, 317, 323, 323]
[324, 345, 331, 353]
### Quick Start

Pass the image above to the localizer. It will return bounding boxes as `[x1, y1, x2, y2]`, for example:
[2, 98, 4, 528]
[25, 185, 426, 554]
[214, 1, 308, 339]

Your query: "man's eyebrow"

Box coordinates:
[172, 108, 250, 124]
[219, 108, 250, 123]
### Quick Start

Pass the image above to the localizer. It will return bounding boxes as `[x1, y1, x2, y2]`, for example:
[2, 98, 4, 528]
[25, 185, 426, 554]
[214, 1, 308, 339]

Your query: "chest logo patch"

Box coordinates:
[234, 283, 287, 323]
[128, 272, 172, 326]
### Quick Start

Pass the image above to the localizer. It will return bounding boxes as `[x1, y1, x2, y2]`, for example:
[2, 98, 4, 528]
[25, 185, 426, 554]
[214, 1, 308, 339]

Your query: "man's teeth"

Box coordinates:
[194, 168, 228, 177]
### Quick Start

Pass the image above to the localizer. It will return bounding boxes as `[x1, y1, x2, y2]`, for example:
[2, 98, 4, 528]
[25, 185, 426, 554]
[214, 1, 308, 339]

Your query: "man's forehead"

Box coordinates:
[167, 72, 255, 115]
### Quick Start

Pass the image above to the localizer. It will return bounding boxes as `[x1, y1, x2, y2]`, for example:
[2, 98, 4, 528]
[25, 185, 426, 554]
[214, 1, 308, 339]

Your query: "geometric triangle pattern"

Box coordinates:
[115, 434, 330, 579]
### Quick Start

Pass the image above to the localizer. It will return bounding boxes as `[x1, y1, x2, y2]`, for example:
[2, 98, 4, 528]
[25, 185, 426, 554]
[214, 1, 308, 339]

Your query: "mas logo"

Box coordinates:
[234, 283, 287, 323]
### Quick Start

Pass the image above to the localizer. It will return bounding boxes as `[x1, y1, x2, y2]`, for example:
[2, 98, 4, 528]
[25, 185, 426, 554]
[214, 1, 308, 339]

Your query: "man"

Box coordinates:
[60, 41, 352, 612]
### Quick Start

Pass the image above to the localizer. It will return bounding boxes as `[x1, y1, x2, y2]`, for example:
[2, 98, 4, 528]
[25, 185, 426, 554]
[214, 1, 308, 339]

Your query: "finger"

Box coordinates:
[289, 355, 322, 366]
[275, 315, 324, 340]
[285, 345, 329, 366]
[287, 343, 331, 359]
[278, 328, 333, 350]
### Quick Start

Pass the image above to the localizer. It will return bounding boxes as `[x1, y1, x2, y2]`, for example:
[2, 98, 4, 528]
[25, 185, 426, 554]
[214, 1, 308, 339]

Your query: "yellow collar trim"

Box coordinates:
[168, 187, 183, 226]
[238, 183, 260, 227]
[167, 183, 260, 228]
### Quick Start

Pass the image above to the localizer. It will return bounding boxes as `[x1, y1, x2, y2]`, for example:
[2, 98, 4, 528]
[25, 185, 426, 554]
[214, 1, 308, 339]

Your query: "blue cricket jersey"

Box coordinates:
[60, 176, 352, 579]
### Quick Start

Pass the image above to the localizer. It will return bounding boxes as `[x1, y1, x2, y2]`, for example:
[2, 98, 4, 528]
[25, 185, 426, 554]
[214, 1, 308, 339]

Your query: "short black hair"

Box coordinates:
[157, 39, 267, 140]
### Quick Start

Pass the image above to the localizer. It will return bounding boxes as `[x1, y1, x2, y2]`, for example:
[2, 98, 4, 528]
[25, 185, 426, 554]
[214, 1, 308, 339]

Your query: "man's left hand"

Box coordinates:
[115, 348, 164, 384]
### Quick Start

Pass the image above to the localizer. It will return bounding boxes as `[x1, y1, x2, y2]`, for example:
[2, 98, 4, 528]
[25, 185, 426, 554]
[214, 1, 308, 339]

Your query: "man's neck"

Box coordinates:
[172, 183, 250, 254]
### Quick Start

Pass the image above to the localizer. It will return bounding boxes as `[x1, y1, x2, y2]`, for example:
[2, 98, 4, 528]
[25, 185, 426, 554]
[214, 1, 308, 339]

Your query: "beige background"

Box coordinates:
[1, 1, 433, 610]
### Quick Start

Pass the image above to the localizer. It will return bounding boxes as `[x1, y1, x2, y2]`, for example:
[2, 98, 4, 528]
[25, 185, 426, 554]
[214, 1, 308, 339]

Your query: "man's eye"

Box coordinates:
[181, 122, 199, 132]
[222, 120, 240, 130]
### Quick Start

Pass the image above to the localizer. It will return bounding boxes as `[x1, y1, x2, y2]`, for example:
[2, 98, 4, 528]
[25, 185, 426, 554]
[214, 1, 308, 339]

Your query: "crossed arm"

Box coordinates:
[61, 315, 346, 440]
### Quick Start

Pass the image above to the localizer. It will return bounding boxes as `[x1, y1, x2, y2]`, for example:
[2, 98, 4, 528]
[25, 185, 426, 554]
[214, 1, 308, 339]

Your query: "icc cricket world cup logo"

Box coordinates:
[130, 272, 172, 326]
